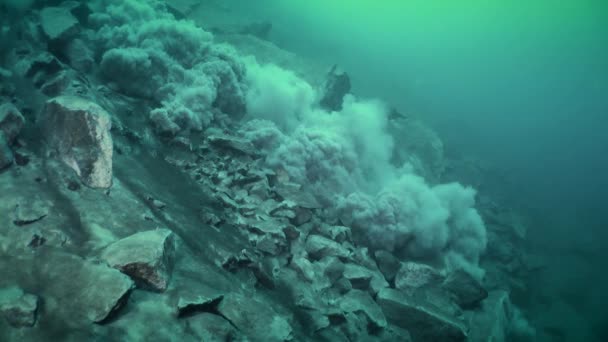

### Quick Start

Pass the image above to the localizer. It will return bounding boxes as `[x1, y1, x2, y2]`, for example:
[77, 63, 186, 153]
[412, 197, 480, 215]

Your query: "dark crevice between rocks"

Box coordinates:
[177, 296, 224, 319]
[177, 295, 243, 333]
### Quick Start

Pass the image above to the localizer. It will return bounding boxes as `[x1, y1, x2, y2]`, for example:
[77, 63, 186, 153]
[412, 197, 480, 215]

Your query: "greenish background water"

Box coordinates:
[220, 0, 608, 337]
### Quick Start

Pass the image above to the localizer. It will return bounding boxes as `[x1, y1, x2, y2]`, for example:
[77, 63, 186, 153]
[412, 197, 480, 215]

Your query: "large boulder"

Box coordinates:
[101, 229, 176, 292]
[377, 288, 467, 341]
[40, 96, 113, 188]
[466, 290, 511, 342]
[0, 287, 39, 328]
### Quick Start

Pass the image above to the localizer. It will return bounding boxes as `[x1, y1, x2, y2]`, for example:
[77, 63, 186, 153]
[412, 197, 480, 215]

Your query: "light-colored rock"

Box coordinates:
[394, 261, 442, 290]
[374, 250, 401, 282]
[41, 96, 113, 188]
[39, 6, 79, 40]
[101, 229, 176, 292]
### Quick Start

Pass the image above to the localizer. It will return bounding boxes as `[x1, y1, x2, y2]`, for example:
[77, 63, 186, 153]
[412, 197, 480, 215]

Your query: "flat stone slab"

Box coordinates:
[377, 288, 467, 341]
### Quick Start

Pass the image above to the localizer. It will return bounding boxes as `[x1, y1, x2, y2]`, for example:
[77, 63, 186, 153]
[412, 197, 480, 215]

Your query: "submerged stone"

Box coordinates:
[466, 290, 512, 342]
[0, 287, 39, 328]
[377, 288, 467, 341]
[394, 261, 442, 290]
[0, 132, 13, 170]
[218, 293, 293, 342]
[40, 6, 79, 40]
[38, 253, 134, 323]
[101, 229, 176, 292]
[319, 65, 351, 111]
[442, 270, 488, 309]
[40, 96, 113, 189]
[0, 103, 25, 142]
[305, 234, 350, 261]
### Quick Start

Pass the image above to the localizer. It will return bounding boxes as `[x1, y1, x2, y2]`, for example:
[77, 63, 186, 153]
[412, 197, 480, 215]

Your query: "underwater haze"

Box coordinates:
[226, 0, 608, 334]
[1, 0, 607, 341]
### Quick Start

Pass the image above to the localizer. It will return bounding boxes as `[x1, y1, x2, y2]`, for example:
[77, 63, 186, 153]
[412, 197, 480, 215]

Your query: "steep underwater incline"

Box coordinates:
[0, 0, 537, 341]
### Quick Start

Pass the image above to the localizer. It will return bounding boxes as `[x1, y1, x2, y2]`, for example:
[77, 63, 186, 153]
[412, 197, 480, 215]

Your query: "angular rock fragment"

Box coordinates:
[305, 234, 350, 261]
[377, 288, 467, 341]
[218, 293, 293, 342]
[0, 287, 39, 328]
[40, 96, 113, 188]
[39, 6, 79, 40]
[39, 253, 134, 323]
[40, 69, 75, 97]
[207, 133, 257, 156]
[343, 263, 374, 290]
[442, 270, 488, 309]
[65, 38, 94, 73]
[101, 229, 176, 292]
[394, 261, 442, 290]
[374, 250, 401, 282]
[319, 65, 351, 111]
[318, 225, 351, 243]
[339, 289, 387, 329]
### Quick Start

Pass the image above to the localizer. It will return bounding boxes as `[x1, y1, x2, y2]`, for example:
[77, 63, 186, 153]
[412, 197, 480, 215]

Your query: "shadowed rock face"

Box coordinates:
[40, 96, 113, 189]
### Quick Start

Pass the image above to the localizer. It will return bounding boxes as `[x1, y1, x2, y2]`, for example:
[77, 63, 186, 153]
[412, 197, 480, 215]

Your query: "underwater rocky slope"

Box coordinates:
[1, 1, 540, 341]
